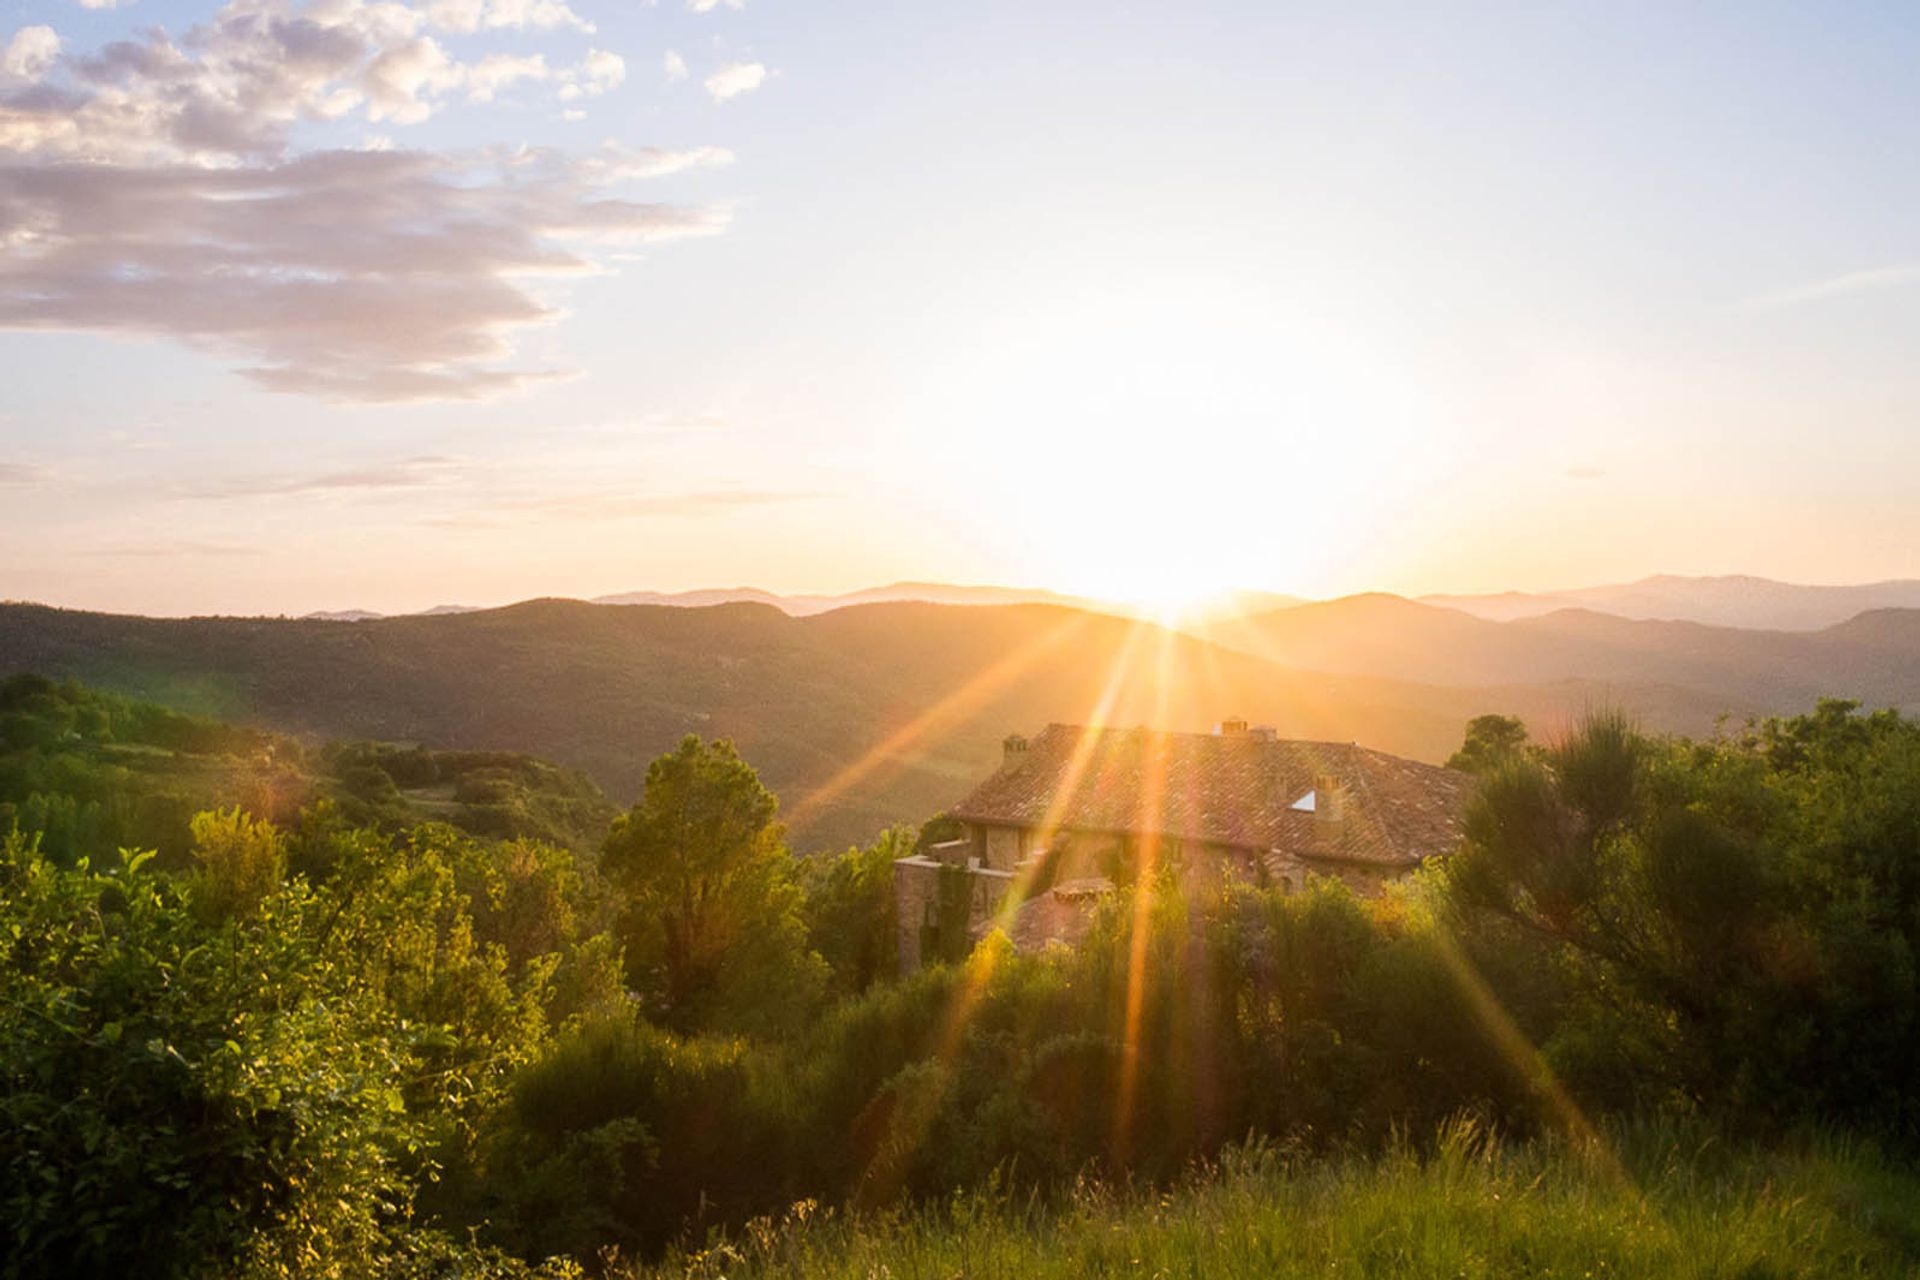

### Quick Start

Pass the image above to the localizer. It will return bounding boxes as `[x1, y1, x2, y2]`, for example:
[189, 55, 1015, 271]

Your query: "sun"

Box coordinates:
[1112, 577, 1237, 626]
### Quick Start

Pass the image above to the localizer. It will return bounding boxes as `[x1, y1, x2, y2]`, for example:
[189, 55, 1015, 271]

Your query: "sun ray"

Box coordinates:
[1111, 620, 1178, 1163]
[783, 610, 1096, 834]
[1425, 922, 1643, 1192]
[855, 614, 1159, 1200]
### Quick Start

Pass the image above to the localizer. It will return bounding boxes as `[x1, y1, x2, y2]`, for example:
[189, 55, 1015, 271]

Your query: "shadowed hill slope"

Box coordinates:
[0, 598, 1783, 850]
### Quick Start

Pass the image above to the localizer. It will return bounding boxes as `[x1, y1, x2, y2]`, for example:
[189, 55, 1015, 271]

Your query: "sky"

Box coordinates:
[3, 0, 1920, 616]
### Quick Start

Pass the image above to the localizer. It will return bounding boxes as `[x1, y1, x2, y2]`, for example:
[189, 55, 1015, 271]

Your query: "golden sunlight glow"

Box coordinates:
[894, 261, 1446, 607]
[784, 611, 1096, 833]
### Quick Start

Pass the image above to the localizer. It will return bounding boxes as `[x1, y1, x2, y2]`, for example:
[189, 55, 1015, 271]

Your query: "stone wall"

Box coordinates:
[893, 842, 1020, 973]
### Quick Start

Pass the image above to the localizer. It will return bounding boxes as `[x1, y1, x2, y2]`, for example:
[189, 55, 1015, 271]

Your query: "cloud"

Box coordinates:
[484, 487, 810, 520]
[84, 540, 266, 557]
[1564, 466, 1604, 481]
[7, 1, 594, 162]
[1, 148, 729, 400]
[180, 454, 467, 499]
[2, 0, 736, 404]
[557, 47, 623, 100]
[687, 0, 743, 11]
[662, 49, 686, 82]
[74, 0, 128, 10]
[2, 26, 59, 82]
[703, 59, 764, 101]
[426, 0, 592, 35]
[464, 52, 549, 103]
[1748, 265, 1920, 310]
[0, 462, 48, 485]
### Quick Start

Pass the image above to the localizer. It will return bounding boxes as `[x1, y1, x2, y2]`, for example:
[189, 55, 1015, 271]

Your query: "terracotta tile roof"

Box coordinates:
[950, 724, 1469, 868]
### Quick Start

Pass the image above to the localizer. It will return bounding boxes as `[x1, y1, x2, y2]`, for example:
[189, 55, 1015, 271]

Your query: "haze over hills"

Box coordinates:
[0, 597, 1750, 851]
[301, 583, 1310, 624]
[286, 574, 1920, 635]
[1193, 594, 1920, 712]
[1422, 574, 1920, 631]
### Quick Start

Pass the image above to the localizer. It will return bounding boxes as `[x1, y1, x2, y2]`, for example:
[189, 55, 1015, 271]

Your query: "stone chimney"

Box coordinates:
[1002, 732, 1029, 769]
[1217, 717, 1250, 736]
[1312, 772, 1347, 829]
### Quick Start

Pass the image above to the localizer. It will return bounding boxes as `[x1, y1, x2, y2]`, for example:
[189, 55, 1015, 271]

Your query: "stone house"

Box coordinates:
[894, 720, 1470, 971]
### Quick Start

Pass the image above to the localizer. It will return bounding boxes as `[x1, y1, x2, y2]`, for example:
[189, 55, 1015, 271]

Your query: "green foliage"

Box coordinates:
[0, 674, 305, 866]
[1446, 702, 1920, 1134]
[321, 743, 618, 851]
[0, 675, 619, 869]
[11, 681, 1920, 1275]
[1444, 712, 1531, 773]
[483, 1014, 785, 1261]
[0, 798, 612, 1277]
[0, 831, 418, 1278]
[801, 827, 908, 997]
[602, 736, 826, 1036]
[187, 806, 287, 920]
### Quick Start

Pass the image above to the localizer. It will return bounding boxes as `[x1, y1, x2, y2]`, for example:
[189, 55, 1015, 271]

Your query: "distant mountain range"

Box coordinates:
[590, 581, 1111, 615]
[1420, 574, 1920, 631]
[295, 574, 1920, 633]
[304, 583, 1308, 624]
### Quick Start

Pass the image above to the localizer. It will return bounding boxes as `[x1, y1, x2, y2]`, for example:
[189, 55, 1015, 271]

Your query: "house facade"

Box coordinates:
[894, 720, 1470, 971]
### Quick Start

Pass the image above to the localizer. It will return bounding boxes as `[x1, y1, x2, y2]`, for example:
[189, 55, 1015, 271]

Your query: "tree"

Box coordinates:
[601, 736, 824, 1035]
[1444, 706, 1920, 1130]
[802, 827, 908, 997]
[1446, 713, 1532, 773]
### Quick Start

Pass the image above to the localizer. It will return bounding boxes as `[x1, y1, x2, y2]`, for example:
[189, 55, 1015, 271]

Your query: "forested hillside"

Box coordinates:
[0, 599, 1798, 850]
[0, 675, 616, 862]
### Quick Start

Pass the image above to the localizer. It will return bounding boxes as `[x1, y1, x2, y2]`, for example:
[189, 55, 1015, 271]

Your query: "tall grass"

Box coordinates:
[625, 1119, 1920, 1279]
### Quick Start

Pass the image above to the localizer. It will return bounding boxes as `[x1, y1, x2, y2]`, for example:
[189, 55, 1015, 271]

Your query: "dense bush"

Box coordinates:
[1447, 701, 1920, 1138]
[0, 832, 427, 1278]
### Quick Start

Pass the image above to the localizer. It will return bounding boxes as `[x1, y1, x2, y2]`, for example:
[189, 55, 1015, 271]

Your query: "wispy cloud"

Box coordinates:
[704, 60, 766, 101]
[0, 462, 48, 485]
[492, 487, 811, 519]
[688, 0, 743, 12]
[1564, 465, 1604, 481]
[179, 455, 466, 499]
[662, 49, 687, 82]
[1748, 264, 1920, 310]
[84, 540, 265, 557]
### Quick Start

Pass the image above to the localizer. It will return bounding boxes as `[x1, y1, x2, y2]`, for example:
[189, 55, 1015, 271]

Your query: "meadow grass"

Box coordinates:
[634, 1119, 1920, 1279]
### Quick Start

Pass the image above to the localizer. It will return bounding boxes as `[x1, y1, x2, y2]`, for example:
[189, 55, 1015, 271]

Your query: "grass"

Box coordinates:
[628, 1120, 1920, 1279]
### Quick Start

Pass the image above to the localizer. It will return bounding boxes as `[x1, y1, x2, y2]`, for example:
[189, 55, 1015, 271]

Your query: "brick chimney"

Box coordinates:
[1217, 717, 1249, 736]
[1002, 733, 1029, 769]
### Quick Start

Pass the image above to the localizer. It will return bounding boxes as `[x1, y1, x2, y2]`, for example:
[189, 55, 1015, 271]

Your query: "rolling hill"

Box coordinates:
[0, 598, 1747, 851]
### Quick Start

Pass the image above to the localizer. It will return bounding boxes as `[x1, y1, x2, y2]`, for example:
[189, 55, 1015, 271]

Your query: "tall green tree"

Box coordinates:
[601, 736, 824, 1036]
